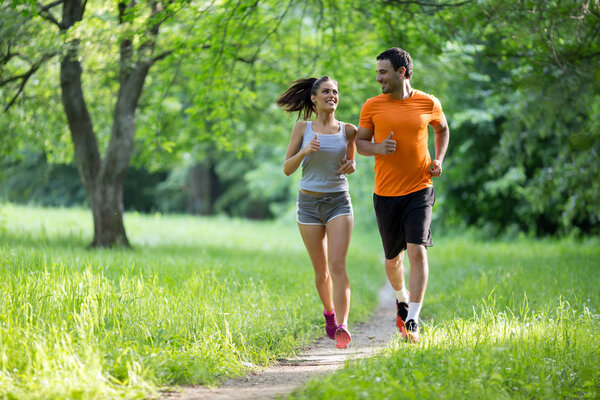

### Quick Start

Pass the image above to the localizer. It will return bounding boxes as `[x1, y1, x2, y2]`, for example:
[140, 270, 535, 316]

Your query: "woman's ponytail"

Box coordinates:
[276, 76, 333, 120]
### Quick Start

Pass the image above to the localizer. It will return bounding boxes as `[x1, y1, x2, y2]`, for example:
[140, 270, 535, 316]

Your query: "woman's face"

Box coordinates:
[311, 80, 338, 113]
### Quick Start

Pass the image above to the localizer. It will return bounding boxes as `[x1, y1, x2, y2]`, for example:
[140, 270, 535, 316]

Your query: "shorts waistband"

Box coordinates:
[298, 190, 348, 198]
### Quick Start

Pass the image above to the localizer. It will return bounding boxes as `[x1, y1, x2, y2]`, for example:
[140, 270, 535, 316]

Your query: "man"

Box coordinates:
[356, 47, 450, 343]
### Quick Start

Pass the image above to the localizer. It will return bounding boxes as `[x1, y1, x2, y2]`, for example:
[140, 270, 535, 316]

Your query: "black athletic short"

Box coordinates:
[373, 187, 435, 260]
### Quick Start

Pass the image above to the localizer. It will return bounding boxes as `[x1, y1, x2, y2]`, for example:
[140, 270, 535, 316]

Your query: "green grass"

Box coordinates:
[290, 235, 600, 399]
[3, 205, 598, 399]
[0, 204, 384, 399]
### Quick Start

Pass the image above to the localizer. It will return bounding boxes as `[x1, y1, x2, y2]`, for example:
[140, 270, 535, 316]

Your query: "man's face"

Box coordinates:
[376, 59, 403, 94]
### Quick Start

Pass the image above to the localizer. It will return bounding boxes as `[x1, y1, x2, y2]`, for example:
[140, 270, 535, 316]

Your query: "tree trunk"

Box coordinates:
[90, 181, 129, 247]
[187, 162, 215, 215]
[60, 44, 132, 247]
[58, 0, 156, 247]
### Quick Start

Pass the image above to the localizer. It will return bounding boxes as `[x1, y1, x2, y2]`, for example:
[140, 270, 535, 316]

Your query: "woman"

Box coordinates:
[277, 76, 357, 349]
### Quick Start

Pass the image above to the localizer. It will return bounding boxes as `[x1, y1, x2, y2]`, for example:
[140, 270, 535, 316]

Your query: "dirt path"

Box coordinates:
[162, 283, 398, 400]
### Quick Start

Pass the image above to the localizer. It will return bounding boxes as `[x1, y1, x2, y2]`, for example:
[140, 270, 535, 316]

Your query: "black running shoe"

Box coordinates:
[396, 300, 409, 335]
[405, 319, 420, 343]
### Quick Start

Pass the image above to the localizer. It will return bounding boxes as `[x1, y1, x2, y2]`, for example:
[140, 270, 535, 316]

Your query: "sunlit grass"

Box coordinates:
[290, 234, 600, 399]
[0, 204, 384, 399]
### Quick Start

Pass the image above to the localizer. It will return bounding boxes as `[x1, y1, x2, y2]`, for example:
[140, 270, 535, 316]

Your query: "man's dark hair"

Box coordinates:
[377, 47, 413, 80]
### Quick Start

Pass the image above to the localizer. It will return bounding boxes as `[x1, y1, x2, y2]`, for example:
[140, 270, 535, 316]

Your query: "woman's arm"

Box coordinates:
[283, 121, 319, 176]
[338, 123, 357, 174]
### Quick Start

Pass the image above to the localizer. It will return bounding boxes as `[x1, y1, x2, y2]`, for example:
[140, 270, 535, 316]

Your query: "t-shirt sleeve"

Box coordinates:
[430, 96, 443, 124]
[359, 101, 374, 131]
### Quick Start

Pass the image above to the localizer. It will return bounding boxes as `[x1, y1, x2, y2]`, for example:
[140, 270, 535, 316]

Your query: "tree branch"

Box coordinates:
[212, 0, 243, 70]
[152, 49, 174, 63]
[2, 52, 57, 111]
[36, 0, 64, 28]
[38, 0, 65, 12]
[548, 13, 565, 70]
[0, 45, 16, 66]
[384, 0, 474, 9]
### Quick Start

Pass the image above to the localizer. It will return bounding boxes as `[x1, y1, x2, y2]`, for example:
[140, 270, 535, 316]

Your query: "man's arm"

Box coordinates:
[430, 113, 450, 177]
[356, 126, 396, 156]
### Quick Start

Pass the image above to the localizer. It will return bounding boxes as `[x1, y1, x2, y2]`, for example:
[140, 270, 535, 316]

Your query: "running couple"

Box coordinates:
[277, 47, 450, 348]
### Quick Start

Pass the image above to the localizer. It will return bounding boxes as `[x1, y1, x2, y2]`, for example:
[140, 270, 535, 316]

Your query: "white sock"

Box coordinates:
[406, 302, 422, 322]
[395, 288, 409, 303]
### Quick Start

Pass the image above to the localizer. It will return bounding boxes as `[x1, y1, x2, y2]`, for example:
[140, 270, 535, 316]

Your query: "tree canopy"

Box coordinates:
[1, 0, 598, 241]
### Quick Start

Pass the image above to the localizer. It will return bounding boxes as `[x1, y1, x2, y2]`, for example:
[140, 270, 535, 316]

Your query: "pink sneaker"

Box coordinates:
[334, 324, 352, 349]
[323, 309, 337, 340]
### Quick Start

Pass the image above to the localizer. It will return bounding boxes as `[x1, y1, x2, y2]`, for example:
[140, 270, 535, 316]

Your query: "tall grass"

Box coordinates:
[0, 204, 384, 399]
[290, 234, 600, 399]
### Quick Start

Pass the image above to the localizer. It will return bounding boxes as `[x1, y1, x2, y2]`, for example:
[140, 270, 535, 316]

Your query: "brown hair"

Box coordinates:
[276, 76, 336, 120]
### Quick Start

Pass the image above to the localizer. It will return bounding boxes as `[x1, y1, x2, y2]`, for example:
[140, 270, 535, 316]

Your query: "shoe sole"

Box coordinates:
[335, 330, 351, 349]
[406, 331, 420, 343]
[396, 316, 407, 338]
[397, 318, 420, 343]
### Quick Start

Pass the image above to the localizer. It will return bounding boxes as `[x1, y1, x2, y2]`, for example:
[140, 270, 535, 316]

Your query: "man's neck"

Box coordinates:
[390, 81, 413, 100]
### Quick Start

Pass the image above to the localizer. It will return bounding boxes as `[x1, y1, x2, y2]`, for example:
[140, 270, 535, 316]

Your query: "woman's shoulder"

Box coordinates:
[293, 120, 310, 130]
[291, 120, 309, 134]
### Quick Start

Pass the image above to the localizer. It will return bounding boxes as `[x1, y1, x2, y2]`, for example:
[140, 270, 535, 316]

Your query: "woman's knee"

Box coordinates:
[328, 258, 347, 276]
[314, 271, 331, 286]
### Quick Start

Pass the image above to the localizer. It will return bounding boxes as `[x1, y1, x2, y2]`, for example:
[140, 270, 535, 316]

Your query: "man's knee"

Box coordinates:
[407, 243, 428, 266]
[385, 255, 403, 270]
[407, 243, 426, 253]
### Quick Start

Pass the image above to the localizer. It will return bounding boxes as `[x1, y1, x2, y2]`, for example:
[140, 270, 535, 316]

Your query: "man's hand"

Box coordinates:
[430, 159, 443, 177]
[377, 132, 396, 155]
[338, 157, 356, 174]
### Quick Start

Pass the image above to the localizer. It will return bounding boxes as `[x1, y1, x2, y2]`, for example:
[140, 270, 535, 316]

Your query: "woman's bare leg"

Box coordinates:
[297, 223, 333, 311]
[325, 215, 353, 326]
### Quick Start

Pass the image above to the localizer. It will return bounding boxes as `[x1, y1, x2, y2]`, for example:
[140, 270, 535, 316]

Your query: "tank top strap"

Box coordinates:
[304, 120, 346, 138]
[304, 121, 313, 139]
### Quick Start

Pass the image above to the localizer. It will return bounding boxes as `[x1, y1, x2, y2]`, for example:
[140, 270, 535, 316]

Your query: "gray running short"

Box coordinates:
[296, 191, 353, 225]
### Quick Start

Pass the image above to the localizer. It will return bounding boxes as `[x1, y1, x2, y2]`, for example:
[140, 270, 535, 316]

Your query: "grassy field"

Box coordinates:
[2, 205, 599, 399]
[0, 204, 385, 399]
[290, 235, 600, 399]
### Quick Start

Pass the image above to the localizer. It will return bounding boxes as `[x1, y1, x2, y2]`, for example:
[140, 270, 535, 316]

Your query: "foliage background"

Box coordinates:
[1, 0, 598, 237]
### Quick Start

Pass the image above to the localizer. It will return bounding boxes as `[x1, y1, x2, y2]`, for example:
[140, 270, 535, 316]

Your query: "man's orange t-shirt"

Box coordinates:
[359, 90, 443, 197]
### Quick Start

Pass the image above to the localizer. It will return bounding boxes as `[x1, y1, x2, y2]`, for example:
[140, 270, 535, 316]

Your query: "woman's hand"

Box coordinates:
[338, 157, 356, 174]
[303, 134, 320, 155]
